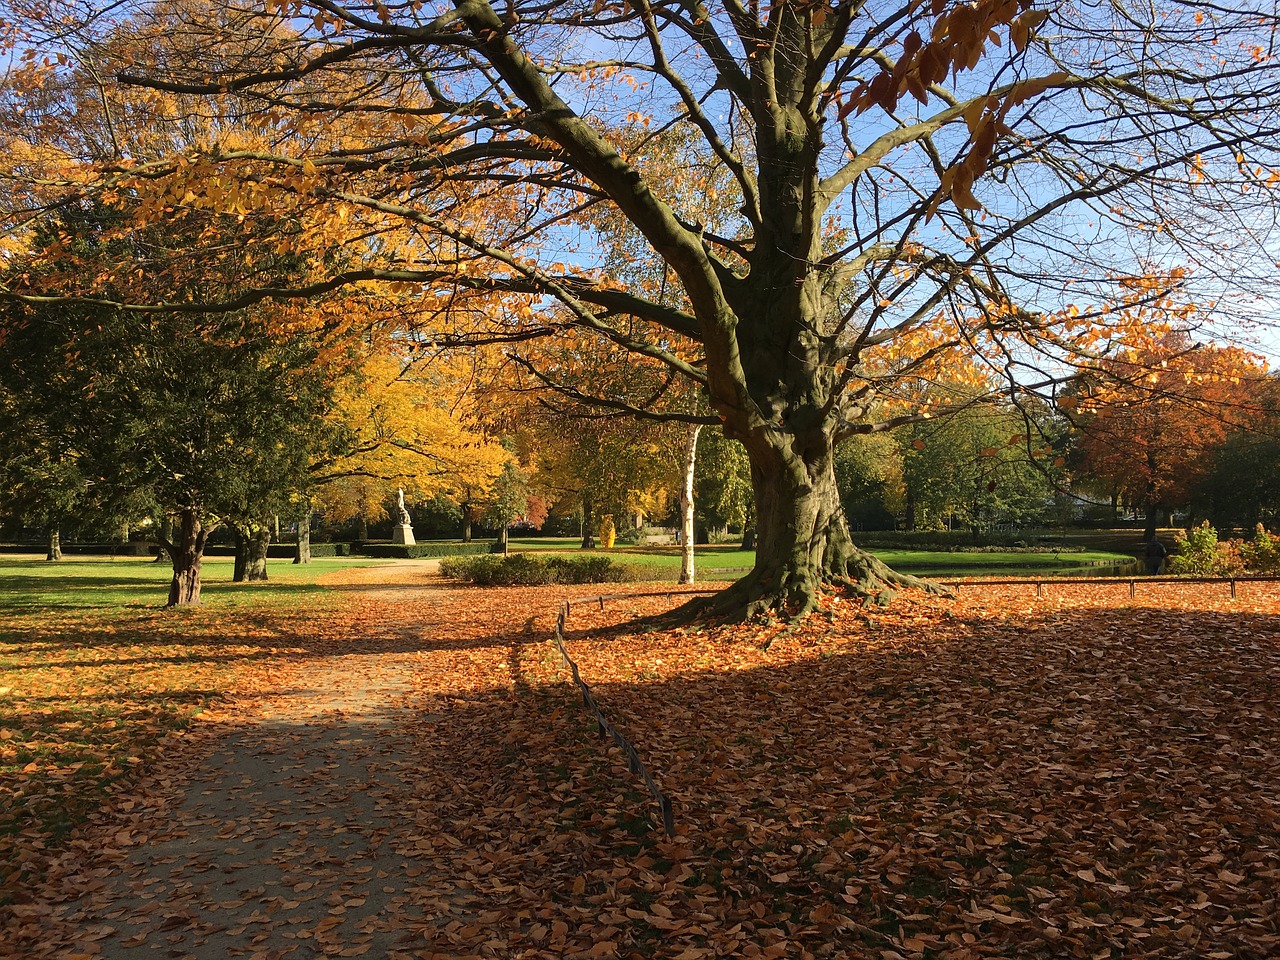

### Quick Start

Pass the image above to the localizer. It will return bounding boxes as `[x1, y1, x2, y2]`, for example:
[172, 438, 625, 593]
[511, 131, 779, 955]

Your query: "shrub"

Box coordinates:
[1240, 524, 1280, 573]
[1170, 522, 1245, 576]
[439, 552, 641, 586]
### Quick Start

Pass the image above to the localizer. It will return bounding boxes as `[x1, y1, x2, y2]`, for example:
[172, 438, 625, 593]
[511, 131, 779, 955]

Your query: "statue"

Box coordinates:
[393, 487, 416, 545]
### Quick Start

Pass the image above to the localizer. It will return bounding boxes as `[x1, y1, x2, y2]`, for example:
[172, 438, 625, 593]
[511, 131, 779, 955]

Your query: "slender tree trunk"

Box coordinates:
[499, 524, 509, 556]
[46, 524, 62, 562]
[462, 507, 472, 543]
[1143, 503, 1160, 542]
[580, 494, 596, 549]
[355, 515, 368, 541]
[294, 504, 312, 564]
[678, 425, 701, 584]
[233, 527, 248, 582]
[166, 508, 209, 606]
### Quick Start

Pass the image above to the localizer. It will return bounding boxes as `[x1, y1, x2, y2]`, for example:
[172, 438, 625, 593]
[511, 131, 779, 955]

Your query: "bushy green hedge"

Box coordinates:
[1171, 522, 1280, 575]
[356, 542, 495, 559]
[439, 552, 641, 586]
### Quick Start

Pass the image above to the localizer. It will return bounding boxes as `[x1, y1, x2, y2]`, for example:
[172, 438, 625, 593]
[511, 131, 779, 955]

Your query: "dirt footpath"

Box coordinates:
[10, 563, 531, 960]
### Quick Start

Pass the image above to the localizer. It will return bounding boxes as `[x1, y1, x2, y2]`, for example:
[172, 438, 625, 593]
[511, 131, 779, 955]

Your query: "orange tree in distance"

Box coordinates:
[1070, 332, 1269, 541]
[6, 0, 1280, 618]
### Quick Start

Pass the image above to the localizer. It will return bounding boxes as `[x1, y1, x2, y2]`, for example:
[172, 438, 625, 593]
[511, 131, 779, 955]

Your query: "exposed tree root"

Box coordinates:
[655, 547, 952, 628]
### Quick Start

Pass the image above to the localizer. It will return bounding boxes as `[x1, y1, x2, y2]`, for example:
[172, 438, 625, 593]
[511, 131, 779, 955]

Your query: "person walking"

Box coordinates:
[1145, 535, 1168, 575]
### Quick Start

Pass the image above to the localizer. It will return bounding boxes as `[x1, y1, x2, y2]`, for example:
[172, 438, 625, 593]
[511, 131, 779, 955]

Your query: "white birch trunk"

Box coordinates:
[679, 424, 702, 585]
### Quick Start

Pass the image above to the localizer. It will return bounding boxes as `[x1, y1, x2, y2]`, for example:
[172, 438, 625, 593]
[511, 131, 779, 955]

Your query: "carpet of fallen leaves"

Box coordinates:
[0, 590, 331, 897]
[3, 568, 1278, 960]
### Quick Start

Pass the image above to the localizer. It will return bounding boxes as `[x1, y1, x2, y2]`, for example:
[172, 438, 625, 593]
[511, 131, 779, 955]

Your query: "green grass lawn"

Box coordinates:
[0, 555, 385, 617]
[502, 540, 1136, 579]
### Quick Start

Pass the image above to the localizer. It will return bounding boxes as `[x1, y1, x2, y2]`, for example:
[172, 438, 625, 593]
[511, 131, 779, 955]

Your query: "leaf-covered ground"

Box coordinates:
[3, 565, 1277, 959]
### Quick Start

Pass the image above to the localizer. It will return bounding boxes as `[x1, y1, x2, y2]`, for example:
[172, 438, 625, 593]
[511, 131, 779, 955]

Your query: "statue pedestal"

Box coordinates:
[392, 523, 416, 545]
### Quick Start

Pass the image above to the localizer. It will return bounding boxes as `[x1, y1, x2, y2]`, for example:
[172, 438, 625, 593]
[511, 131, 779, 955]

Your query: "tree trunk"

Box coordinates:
[740, 524, 756, 551]
[294, 504, 312, 564]
[691, 430, 942, 621]
[154, 516, 173, 563]
[233, 527, 248, 582]
[46, 524, 62, 562]
[678, 425, 701, 584]
[166, 508, 210, 606]
[1143, 505, 1160, 543]
[462, 509, 472, 543]
[233, 520, 270, 582]
[355, 515, 368, 541]
[498, 524, 509, 556]
[580, 494, 596, 549]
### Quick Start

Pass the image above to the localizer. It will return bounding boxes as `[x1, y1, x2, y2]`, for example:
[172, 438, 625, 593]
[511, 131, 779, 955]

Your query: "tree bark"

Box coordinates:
[689, 428, 943, 621]
[233, 520, 270, 582]
[461, 508, 472, 543]
[165, 508, 210, 606]
[294, 504, 312, 564]
[154, 516, 173, 563]
[679, 425, 701, 584]
[46, 524, 62, 562]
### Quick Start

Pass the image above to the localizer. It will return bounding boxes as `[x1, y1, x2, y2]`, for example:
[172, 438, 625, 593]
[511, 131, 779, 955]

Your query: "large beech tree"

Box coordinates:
[7, 0, 1280, 616]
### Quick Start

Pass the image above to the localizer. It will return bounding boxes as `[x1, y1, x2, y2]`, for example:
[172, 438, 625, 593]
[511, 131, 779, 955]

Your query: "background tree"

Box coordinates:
[834, 433, 907, 533]
[1070, 334, 1266, 540]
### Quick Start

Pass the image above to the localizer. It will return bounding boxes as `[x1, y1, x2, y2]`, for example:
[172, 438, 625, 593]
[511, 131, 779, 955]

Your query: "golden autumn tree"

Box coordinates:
[312, 347, 508, 539]
[1071, 333, 1268, 540]
[7, 0, 1280, 617]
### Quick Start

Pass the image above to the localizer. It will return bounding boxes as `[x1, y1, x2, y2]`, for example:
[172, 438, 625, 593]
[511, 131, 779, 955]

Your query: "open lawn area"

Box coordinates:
[2, 559, 1277, 959]
[506, 538, 1136, 579]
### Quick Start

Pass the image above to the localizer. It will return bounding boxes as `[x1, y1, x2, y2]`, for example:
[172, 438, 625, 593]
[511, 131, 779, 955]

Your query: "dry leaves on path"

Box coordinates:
[4, 569, 1277, 960]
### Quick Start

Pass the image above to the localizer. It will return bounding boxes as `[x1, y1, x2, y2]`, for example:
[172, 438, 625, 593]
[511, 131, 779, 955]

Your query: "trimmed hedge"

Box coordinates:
[439, 553, 642, 586]
[205, 543, 351, 559]
[356, 541, 495, 559]
[296, 543, 350, 558]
